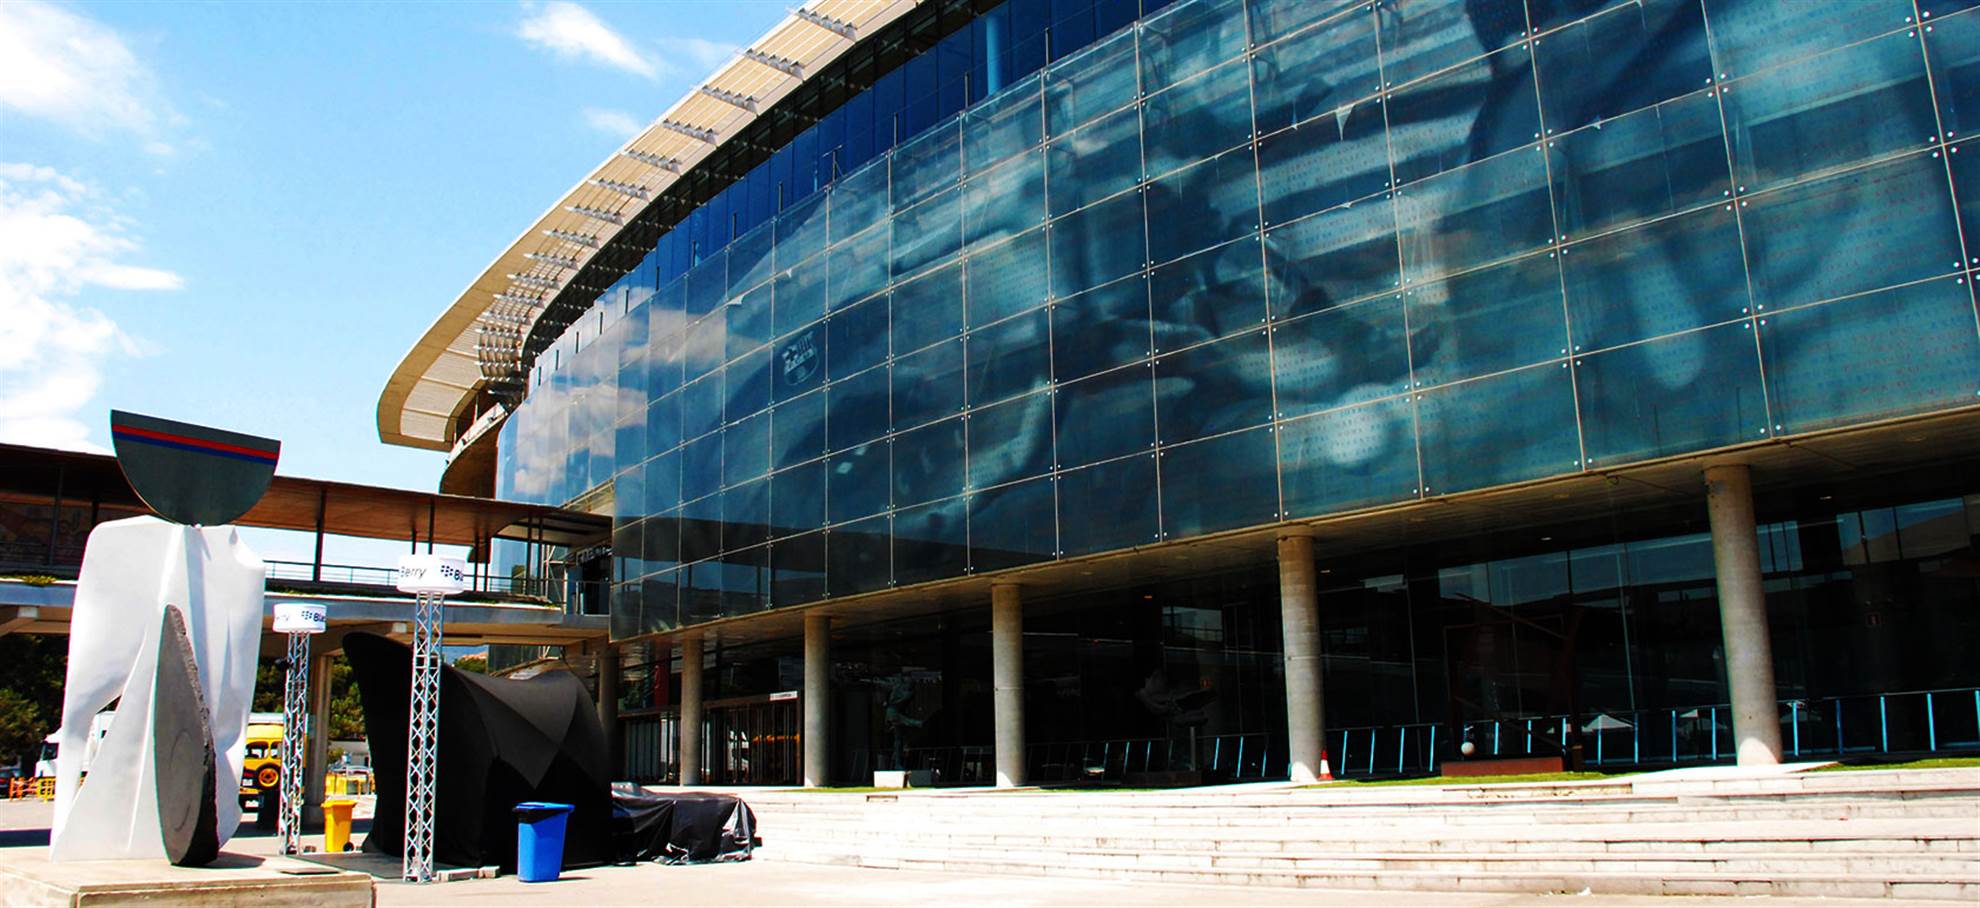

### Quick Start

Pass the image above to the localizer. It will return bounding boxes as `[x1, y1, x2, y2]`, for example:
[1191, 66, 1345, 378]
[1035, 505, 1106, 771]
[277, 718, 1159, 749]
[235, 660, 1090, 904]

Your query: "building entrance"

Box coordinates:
[703, 693, 798, 785]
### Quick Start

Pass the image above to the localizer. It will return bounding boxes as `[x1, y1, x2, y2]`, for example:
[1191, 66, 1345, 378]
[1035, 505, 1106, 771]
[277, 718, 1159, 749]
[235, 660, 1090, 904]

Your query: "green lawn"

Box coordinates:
[1811, 756, 1980, 772]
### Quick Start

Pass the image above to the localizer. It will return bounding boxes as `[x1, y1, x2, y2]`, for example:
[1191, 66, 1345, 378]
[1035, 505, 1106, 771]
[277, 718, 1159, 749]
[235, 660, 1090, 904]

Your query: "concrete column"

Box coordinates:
[595, 642, 621, 781]
[991, 583, 1026, 788]
[1278, 532, 1329, 783]
[803, 613, 831, 788]
[679, 633, 703, 786]
[1705, 463, 1784, 765]
[301, 650, 333, 828]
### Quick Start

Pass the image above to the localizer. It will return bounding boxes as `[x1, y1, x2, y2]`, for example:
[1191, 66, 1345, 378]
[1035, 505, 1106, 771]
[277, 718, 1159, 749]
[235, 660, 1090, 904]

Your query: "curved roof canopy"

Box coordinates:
[379, 0, 917, 451]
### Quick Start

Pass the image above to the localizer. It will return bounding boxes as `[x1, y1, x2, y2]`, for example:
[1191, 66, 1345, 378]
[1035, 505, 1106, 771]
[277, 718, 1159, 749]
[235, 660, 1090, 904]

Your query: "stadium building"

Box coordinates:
[380, 0, 1980, 786]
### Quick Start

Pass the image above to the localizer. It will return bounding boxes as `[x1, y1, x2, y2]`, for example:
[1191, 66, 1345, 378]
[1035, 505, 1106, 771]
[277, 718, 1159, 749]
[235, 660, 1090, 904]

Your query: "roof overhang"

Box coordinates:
[378, 0, 919, 450]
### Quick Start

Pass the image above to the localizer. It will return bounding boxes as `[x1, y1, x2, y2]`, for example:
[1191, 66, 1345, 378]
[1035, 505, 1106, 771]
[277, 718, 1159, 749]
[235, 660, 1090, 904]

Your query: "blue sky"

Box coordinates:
[0, 0, 788, 560]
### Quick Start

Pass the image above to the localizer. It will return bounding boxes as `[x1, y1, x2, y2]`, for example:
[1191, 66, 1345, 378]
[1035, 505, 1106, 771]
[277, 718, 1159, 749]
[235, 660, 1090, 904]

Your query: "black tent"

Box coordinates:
[345, 633, 614, 873]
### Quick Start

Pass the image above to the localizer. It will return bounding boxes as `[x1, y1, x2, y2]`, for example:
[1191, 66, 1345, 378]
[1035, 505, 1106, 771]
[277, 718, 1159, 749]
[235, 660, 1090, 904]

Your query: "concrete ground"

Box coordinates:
[0, 797, 1958, 908]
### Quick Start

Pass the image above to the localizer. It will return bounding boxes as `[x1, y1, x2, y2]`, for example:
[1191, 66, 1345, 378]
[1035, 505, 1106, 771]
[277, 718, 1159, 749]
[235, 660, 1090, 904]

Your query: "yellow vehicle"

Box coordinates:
[238, 714, 284, 807]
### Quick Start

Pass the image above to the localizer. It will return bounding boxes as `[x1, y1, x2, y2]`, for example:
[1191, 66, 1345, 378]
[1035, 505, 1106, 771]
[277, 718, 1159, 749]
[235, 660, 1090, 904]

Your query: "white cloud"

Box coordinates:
[0, 163, 180, 452]
[0, 1, 180, 151]
[517, 2, 658, 79]
[657, 36, 739, 72]
[581, 107, 645, 138]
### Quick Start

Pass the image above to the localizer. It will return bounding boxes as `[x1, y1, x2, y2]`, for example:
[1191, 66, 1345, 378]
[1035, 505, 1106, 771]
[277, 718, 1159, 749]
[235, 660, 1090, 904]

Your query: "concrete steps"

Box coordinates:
[739, 768, 1980, 900]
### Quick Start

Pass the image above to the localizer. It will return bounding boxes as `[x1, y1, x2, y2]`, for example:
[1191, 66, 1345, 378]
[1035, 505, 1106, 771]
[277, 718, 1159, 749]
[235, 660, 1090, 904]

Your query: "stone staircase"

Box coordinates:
[742, 767, 1980, 900]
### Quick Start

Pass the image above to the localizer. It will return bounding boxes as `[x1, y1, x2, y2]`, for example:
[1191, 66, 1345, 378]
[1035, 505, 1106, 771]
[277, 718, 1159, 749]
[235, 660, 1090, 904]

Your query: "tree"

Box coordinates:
[452, 652, 488, 674]
[247, 653, 367, 740]
[0, 635, 66, 769]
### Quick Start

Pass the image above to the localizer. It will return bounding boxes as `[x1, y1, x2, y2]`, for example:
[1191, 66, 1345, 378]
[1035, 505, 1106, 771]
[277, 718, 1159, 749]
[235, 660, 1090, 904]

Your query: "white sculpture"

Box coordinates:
[49, 516, 265, 863]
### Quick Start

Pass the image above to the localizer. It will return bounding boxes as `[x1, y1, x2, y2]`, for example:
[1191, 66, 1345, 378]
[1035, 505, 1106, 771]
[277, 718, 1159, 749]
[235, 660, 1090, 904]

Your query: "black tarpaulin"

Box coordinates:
[345, 632, 613, 873]
[610, 786, 757, 864]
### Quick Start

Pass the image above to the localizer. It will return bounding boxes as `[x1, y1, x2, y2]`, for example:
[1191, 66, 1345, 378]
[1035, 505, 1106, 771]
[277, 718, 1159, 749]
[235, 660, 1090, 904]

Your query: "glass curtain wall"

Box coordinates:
[489, 0, 1980, 639]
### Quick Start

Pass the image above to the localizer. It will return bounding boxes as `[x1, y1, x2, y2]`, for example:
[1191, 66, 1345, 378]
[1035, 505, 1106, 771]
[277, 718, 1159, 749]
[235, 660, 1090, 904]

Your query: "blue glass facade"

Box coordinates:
[496, 0, 1980, 642]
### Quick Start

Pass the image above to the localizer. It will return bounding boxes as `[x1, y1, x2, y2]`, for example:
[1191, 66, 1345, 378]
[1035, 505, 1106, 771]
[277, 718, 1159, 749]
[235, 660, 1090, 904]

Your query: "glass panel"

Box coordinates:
[644, 511, 680, 571]
[1386, 44, 1541, 188]
[1535, 0, 1712, 135]
[1759, 276, 1980, 432]
[969, 473, 1057, 569]
[1142, 59, 1254, 178]
[726, 346, 772, 421]
[1576, 321, 1767, 466]
[1271, 292, 1413, 420]
[1396, 144, 1554, 285]
[682, 432, 723, 504]
[826, 513, 890, 596]
[726, 284, 774, 362]
[1150, 237, 1267, 349]
[1045, 27, 1139, 136]
[892, 263, 965, 355]
[1377, 0, 1528, 89]
[1278, 392, 1420, 515]
[682, 372, 724, 439]
[893, 417, 967, 507]
[723, 478, 771, 551]
[1154, 328, 1274, 444]
[828, 226, 890, 312]
[1159, 426, 1279, 536]
[1703, 0, 1914, 79]
[891, 188, 962, 279]
[728, 220, 777, 298]
[771, 385, 827, 468]
[1416, 362, 1581, 495]
[1247, 0, 1365, 45]
[685, 251, 728, 317]
[1055, 361, 1156, 467]
[1138, 0, 1246, 94]
[1257, 96, 1391, 227]
[894, 496, 970, 586]
[827, 442, 890, 525]
[771, 459, 827, 538]
[1547, 90, 1732, 239]
[892, 121, 962, 210]
[770, 532, 827, 606]
[1741, 151, 1964, 311]
[831, 162, 890, 243]
[1252, 7, 1382, 136]
[965, 73, 1044, 173]
[774, 261, 828, 337]
[1051, 190, 1147, 296]
[680, 493, 721, 563]
[968, 390, 1056, 489]
[683, 308, 725, 382]
[1146, 146, 1259, 267]
[967, 308, 1053, 405]
[1265, 196, 1401, 316]
[827, 293, 889, 379]
[776, 190, 830, 271]
[1406, 252, 1568, 387]
[772, 321, 825, 403]
[1052, 276, 1151, 381]
[892, 337, 966, 430]
[968, 227, 1051, 325]
[1953, 138, 1980, 256]
[645, 448, 681, 514]
[827, 365, 890, 452]
[1048, 104, 1143, 217]
[641, 572, 679, 634]
[1719, 30, 1936, 194]
[1058, 454, 1159, 555]
[1927, 7, 1980, 138]
[722, 411, 769, 488]
[1561, 204, 1747, 351]
[964, 149, 1046, 250]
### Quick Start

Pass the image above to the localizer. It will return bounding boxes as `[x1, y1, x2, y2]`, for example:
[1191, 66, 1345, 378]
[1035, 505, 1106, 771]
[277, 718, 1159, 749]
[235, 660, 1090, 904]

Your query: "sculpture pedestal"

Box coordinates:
[0, 847, 372, 907]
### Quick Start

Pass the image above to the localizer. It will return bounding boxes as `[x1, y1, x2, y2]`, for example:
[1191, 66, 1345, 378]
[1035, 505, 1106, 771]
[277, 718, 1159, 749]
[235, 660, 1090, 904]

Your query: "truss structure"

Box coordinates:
[402, 592, 445, 882]
[277, 632, 309, 855]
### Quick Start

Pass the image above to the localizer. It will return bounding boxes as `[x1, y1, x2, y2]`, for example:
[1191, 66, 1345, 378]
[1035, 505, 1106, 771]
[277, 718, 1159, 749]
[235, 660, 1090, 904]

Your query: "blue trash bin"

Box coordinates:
[513, 801, 575, 882]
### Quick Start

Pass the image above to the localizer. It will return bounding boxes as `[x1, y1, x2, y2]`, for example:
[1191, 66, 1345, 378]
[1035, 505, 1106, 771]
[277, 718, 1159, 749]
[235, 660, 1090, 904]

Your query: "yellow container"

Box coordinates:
[322, 799, 357, 852]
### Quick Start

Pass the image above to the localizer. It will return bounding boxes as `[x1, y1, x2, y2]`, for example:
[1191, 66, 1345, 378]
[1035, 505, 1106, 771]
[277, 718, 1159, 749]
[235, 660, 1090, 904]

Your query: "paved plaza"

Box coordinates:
[0, 796, 1964, 907]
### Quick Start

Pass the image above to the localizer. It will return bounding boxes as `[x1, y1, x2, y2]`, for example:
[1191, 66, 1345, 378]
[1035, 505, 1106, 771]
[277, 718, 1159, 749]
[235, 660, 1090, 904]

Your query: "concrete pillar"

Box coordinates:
[301, 650, 333, 828]
[1278, 532, 1329, 783]
[803, 613, 831, 788]
[991, 583, 1025, 788]
[1705, 463, 1784, 765]
[596, 642, 621, 781]
[679, 633, 703, 786]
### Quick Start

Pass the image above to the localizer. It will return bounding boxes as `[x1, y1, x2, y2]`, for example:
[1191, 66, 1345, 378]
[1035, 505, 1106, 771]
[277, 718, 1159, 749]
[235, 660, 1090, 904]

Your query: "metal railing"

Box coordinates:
[262, 560, 553, 598]
[1327, 686, 1980, 778]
